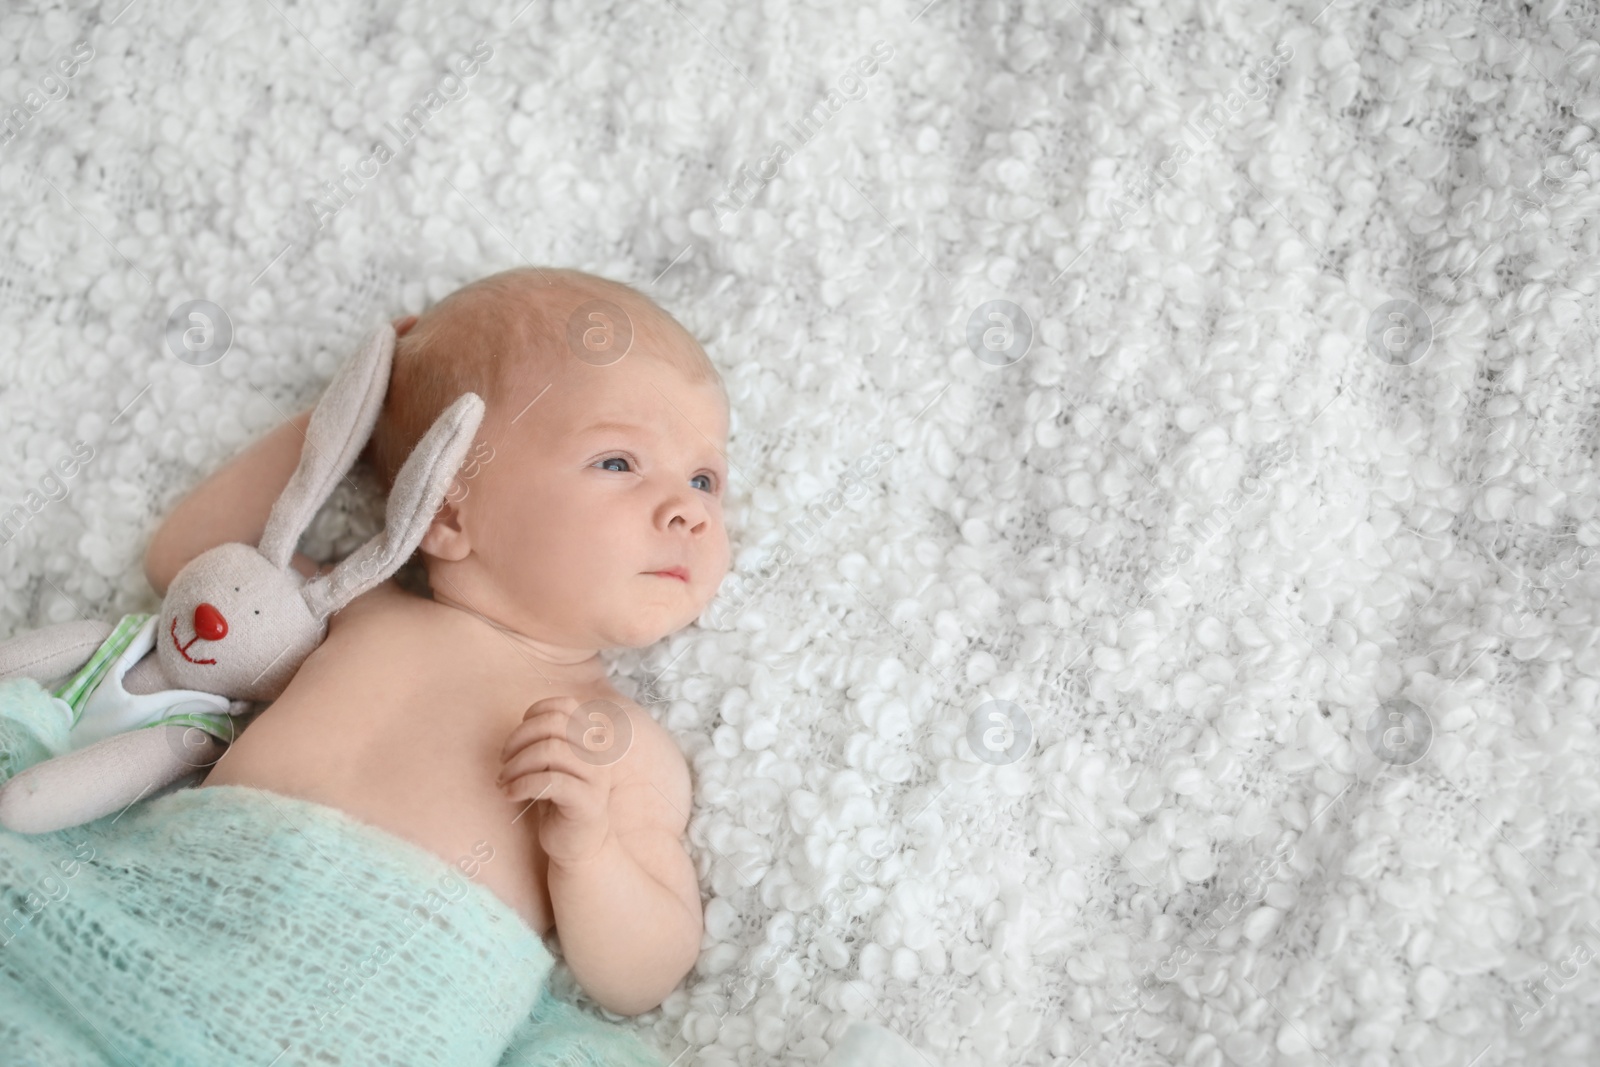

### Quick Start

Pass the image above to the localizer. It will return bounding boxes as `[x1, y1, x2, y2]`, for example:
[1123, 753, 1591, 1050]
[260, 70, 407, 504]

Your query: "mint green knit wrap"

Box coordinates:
[0, 682, 666, 1067]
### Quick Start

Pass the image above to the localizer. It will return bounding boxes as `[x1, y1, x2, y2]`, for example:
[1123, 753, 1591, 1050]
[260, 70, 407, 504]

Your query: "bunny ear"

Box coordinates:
[258, 323, 396, 571]
[303, 391, 486, 621]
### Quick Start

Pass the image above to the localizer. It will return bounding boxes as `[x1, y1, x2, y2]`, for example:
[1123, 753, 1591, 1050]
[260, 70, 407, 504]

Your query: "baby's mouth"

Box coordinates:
[170, 616, 218, 665]
[646, 567, 690, 583]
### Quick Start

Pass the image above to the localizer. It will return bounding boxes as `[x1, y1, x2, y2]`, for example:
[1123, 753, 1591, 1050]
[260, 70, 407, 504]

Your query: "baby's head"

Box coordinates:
[367, 266, 730, 656]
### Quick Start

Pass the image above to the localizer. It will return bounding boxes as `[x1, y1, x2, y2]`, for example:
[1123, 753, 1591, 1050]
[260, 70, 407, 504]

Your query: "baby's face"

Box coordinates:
[460, 348, 730, 651]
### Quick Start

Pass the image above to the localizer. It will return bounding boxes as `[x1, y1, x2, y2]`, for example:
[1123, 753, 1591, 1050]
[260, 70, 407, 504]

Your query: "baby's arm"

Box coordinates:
[541, 717, 704, 1016]
[143, 405, 326, 597]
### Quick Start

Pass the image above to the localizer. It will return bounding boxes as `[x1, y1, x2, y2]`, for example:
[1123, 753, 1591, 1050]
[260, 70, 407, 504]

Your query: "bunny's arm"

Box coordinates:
[0, 721, 229, 834]
[0, 619, 114, 685]
[144, 406, 327, 597]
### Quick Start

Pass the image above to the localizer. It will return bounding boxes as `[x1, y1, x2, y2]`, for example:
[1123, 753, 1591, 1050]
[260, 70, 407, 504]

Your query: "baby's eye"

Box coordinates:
[691, 473, 716, 492]
[597, 456, 632, 473]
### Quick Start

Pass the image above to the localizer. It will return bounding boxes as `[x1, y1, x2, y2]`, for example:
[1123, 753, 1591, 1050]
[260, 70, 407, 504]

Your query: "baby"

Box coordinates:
[143, 266, 730, 1018]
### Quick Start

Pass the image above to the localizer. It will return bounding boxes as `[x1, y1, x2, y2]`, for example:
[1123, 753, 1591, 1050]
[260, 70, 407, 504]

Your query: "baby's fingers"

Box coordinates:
[501, 703, 577, 756]
[501, 768, 602, 819]
[498, 736, 593, 789]
[501, 698, 634, 768]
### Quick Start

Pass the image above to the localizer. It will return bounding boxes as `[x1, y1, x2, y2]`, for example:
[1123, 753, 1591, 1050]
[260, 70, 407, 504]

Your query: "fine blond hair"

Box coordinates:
[366, 266, 723, 494]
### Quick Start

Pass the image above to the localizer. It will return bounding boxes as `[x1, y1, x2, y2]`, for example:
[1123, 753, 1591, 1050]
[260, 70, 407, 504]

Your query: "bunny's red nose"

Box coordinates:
[193, 603, 228, 641]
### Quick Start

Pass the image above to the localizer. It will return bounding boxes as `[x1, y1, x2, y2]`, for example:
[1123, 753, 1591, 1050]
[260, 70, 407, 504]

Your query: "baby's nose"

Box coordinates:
[193, 603, 228, 641]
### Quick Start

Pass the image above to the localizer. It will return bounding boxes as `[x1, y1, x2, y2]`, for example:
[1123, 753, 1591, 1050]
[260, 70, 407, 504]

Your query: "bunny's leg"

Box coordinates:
[0, 678, 72, 787]
[0, 726, 218, 834]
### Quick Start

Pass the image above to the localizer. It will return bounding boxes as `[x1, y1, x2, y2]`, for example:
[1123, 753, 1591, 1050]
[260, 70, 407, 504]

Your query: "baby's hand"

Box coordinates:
[498, 696, 632, 868]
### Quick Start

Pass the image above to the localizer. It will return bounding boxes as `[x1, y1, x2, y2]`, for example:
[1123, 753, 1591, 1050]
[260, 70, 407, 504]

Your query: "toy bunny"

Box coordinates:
[0, 322, 484, 835]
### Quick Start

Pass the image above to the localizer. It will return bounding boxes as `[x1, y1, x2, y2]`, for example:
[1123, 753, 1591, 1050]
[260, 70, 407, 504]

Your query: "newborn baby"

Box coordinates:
[144, 267, 730, 1017]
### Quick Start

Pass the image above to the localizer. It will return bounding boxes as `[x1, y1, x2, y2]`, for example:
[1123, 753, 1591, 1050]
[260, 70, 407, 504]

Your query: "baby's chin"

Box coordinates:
[601, 623, 687, 651]
[600, 598, 714, 649]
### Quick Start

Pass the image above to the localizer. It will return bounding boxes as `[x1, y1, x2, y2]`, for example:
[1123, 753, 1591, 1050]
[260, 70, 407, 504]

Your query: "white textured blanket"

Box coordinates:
[1, 0, 1598, 1065]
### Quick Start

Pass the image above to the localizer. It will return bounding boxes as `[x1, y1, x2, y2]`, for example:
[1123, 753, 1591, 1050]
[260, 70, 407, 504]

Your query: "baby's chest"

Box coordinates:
[199, 618, 555, 933]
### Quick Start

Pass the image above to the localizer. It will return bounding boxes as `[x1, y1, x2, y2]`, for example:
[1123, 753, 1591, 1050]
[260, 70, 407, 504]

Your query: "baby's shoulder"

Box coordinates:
[321, 577, 446, 667]
[595, 685, 691, 829]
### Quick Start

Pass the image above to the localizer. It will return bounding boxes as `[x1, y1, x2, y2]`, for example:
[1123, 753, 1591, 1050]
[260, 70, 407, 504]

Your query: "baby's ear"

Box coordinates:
[418, 497, 471, 562]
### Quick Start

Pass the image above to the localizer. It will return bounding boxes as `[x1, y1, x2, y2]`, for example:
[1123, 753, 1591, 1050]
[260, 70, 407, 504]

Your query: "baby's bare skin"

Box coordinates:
[198, 574, 678, 939]
[153, 273, 727, 1015]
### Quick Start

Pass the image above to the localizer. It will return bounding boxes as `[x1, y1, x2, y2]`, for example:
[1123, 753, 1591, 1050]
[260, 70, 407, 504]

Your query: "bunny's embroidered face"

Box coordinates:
[156, 543, 325, 702]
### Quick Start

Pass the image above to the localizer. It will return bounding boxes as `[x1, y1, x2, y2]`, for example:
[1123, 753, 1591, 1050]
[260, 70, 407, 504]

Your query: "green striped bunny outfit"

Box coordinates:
[0, 613, 233, 778]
